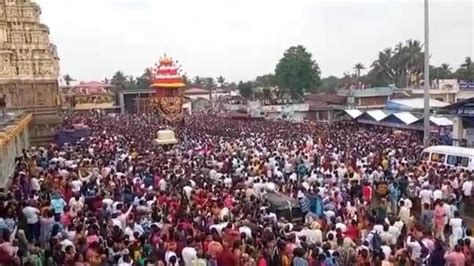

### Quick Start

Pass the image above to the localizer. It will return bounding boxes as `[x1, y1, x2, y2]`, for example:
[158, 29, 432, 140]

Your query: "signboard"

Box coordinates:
[456, 108, 474, 116]
[459, 82, 474, 91]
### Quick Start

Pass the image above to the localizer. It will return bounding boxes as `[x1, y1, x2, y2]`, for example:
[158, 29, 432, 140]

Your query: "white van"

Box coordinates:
[421, 145, 474, 170]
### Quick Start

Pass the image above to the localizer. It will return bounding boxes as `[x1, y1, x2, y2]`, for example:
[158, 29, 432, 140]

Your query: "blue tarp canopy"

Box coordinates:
[55, 127, 91, 146]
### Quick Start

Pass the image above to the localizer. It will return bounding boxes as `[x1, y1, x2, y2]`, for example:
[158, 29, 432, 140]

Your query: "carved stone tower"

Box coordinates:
[0, 0, 61, 144]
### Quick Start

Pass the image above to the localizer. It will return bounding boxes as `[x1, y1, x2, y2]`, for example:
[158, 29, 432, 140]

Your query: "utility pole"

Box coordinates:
[423, 0, 431, 146]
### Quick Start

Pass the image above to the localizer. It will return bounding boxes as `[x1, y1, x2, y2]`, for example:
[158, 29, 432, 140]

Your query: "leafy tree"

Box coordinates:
[262, 88, 273, 99]
[192, 76, 203, 87]
[182, 74, 189, 86]
[430, 63, 452, 80]
[318, 76, 343, 91]
[125, 76, 138, 90]
[137, 68, 152, 90]
[111, 71, 127, 90]
[204, 77, 216, 90]
[217, 76, 226, 88]
[63, 74, 74, 86]
[275, 45, 321, 97]
[367, 48, 395, 86]
[454, 57, 474, 82]
[255, 74, 277, 88]
[237, 81, 253, 98]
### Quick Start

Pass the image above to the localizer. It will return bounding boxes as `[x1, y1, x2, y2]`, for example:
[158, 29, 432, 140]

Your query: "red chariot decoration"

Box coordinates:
[150, 55, 186, 121]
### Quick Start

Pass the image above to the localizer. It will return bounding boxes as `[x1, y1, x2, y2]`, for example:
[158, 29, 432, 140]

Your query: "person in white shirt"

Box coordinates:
[419, 186, 433, 210]
[381, 243, 392, 262]
[23, 204, 40, 241]
[380, 224, 393, 245]
[181, 238, 198, 266]
[68, 194, 84, 217]
[297, 227, 322, 245]
[449, 211, 464, 248]
[30, 176, 41, 191]
[406, 235, 422, 262]
[111, 204, 133, 230]
[462, 178, 473, 214]
[463, 179, 473, 197]
[388, 221, 401, 245]
[433, 185, 443, 201]
[398, 200, 411, 226]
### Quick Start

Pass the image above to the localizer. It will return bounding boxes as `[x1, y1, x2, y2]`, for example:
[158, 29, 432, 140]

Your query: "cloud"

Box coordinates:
[35, 0, 473, 82]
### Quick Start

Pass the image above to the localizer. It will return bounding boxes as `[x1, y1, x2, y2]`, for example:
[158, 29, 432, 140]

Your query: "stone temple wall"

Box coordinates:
[0, 0, 62, 145]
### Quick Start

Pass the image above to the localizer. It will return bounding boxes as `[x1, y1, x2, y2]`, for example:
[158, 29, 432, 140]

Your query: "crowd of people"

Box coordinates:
[0, 113, 472, 266]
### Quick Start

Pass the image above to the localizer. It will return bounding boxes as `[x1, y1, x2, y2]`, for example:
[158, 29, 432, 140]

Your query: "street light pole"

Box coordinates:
[423, 0, 430, 146]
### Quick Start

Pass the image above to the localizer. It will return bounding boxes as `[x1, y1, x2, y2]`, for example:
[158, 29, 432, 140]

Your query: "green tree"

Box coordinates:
[353, 63, 365, 80]
[454, 57, 474, 82]
[318, 76, 343, 91]
[192, 76, 203, 87]
[182, 74, 189, 86]
[430, 63, 452, 80]
[204, 77, 216, 90]
[111, 71, 127, 90]
[63, 74, 74, 86]
[275, 45, 321, 97]
[237, 81, 253, 98]
[217, 76, 226, 88]
[367, 48, 395, 86]
[255, 74, 277, 88]
[136, 68, 152, 90]
[124, 76, 138, 90]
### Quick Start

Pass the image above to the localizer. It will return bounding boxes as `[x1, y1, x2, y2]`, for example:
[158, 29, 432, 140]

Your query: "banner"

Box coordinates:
[459, 82, 474, 90]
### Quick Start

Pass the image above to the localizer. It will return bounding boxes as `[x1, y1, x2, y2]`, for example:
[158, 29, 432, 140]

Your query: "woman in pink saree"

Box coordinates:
[433, 200, 446, 241]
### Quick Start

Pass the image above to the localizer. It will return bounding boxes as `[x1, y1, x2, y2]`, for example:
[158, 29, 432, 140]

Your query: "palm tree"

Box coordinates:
[125, 76, 138, 90]
[353, 63, 365, 80]
[441, 63, 451, 72]
[457, 57, 474, 82]
[63, 74, 74, 86]
[204, 77, 216, 90]
[370, 48, 395, 84]
[111, 71, 127, 90]
[137, 68, 152, 90]
[182, 74, 189, 85]
[193, 76, 203, 87]
[217, 76, 225, 88]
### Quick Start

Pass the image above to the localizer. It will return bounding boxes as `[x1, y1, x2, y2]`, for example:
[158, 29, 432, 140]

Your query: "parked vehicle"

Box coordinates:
[421, 145, 474, 170]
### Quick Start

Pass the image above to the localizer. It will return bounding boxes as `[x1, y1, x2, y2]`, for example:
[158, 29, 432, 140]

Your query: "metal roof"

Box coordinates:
[365, 110, 390, 121]
[429, 116, 453, 126]
[411, 116, 453, 127]
[344, 109, 362, 119]
[392, 112, 419, 125]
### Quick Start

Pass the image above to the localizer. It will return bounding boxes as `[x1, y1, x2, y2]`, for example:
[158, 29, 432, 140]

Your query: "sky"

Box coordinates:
[35, 0, 473, 83]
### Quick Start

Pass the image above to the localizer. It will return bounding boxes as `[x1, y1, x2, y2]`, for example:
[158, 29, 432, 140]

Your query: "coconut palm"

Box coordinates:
[193, 76, 203, 87]
[456, 57, 474, 82]
[217, 76, 226, 88]
[63, 74, 74, 86]
[137, 68, 152, 90]
[441, 63, 451, 72]
[111, 71, 127, 90]
[204, 77, 216, 90]
[353, 63, 365, 80]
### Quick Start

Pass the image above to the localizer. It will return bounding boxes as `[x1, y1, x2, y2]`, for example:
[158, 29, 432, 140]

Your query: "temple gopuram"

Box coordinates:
[0, 0, 61, 144]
